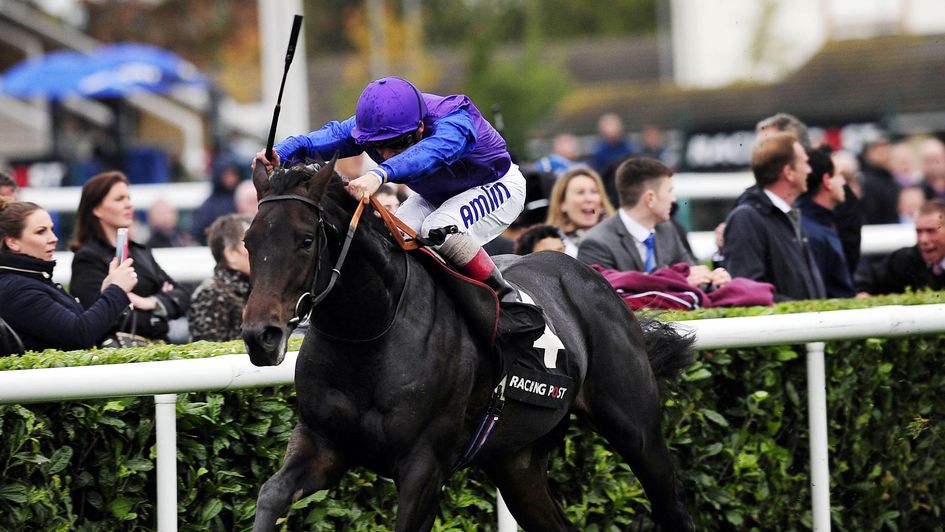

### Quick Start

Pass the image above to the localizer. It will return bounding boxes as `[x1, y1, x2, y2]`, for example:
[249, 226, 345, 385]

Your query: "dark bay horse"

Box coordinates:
[241, 159, 695, 531]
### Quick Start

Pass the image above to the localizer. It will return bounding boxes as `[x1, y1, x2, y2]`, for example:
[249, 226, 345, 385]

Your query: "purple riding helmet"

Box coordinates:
[350, 76, 427, 145]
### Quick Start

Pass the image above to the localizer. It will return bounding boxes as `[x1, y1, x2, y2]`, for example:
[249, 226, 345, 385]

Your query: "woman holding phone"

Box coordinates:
[0, 197, 138, 353]
[70, 172, 190, 343]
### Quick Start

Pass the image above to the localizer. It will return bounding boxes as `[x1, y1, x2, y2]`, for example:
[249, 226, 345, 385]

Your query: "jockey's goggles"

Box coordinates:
[365, 130, 418, 151]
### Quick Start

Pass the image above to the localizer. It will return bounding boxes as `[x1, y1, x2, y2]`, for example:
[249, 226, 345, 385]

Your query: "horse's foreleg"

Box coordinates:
[253, 423, 347, 532]
[482, 448, 577, 531]
[392, 445, 449, 532]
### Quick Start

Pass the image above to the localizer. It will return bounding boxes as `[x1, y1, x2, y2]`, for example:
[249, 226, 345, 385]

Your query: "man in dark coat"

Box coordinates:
[756, 112, 863, 273]
[855, 200, 945, 294]
[798, 146, 855, 298]
[722, 133, 825, 302]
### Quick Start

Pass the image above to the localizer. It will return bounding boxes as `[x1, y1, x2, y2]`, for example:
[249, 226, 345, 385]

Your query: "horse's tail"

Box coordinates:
[639, 316, 695, 381]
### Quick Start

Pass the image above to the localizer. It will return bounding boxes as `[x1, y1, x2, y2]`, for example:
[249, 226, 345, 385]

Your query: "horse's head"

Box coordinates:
[241, 156, 337, 366]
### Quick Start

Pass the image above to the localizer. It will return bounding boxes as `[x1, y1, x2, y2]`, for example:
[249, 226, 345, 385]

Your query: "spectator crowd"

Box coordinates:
[2, 103, 945, 355]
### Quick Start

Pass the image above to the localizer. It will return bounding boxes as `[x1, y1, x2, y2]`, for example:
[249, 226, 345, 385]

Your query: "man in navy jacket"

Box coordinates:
[798, 146, 855, 298]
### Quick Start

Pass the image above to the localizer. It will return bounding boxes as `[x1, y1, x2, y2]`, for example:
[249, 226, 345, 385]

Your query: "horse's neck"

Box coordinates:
[314, 224, 405, 339]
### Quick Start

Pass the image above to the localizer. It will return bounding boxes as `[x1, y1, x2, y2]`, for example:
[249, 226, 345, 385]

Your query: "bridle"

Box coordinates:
[257, 191, 362, 326]
[256, 180, 424, 330]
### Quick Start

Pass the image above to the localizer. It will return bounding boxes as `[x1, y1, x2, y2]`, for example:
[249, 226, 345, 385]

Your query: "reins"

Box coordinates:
[370, 195, 422, 250]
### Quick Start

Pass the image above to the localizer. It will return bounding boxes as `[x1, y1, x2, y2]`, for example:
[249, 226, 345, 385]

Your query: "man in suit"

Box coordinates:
[855, 199, 945, 294]
[722, 132, 825, 302]
[578, 157, 730, 288]
[756, 112, 863, 275]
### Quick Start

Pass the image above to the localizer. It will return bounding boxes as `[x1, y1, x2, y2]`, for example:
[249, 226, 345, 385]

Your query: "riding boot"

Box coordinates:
[481, 267, 521, 303]
[438, 234, 520, 301]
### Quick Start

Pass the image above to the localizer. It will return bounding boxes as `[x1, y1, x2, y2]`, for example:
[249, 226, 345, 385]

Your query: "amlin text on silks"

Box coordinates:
[460, 183, 511, 228]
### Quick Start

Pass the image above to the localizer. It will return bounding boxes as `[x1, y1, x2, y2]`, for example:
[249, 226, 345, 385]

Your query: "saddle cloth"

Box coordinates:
[501, 289, 574, 410]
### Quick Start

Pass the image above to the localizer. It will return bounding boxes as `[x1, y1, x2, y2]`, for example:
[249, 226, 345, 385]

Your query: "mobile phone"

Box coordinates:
[115, 228, 129, 263]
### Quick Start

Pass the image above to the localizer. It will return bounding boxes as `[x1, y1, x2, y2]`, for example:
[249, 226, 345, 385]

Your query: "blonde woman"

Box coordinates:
[546, 166, 615, 256]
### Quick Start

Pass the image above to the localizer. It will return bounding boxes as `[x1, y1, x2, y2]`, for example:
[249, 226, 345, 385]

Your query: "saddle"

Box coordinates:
[365, 198, 580, 469]
[410, 247, 501, 350]
[372, 201, 572, 409]
[411, 249, 572, 408]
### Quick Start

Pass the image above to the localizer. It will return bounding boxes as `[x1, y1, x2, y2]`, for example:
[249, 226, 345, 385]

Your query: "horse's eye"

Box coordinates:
[301, 235, 315, 249]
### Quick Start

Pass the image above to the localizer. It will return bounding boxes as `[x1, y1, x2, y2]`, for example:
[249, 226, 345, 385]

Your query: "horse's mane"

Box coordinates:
[269, 160, 334, 195]
[271, 160, 387, 234]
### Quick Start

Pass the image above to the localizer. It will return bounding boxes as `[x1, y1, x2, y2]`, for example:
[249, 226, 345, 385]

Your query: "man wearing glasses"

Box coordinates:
[255, 76, 528, 302]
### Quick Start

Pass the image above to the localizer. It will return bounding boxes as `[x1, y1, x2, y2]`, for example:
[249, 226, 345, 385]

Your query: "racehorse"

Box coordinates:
[241, 158, 695, 531]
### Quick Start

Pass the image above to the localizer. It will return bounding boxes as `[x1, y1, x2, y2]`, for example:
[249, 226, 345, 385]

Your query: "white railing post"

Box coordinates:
[497, 489, 517, 531]
[155, 394, 178, 532]
[805, 342, 831, 531]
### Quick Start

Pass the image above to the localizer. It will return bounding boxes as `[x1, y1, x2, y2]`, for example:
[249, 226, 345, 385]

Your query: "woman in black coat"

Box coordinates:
[70, 172, 190, 342]
[0, 197, 138, 353]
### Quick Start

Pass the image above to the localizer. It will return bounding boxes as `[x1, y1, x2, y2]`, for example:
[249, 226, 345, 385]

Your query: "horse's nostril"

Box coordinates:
[261, 326, 283, 348]
[242, 324, 287, 367]
[241, 324, 284, 350]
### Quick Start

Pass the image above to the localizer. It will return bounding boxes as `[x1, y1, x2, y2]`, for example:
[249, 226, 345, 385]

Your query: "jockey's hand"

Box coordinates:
[252, 149, 281, 174]
[347, 173, 381, 202]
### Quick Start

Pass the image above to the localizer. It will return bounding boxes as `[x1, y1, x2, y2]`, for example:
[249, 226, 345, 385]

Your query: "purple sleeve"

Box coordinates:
[275, 117, 364, 163]
[376, 109, 477, 185]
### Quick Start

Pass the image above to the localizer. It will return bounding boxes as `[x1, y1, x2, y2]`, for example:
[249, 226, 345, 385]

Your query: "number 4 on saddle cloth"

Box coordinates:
[411, 245, 575, 410]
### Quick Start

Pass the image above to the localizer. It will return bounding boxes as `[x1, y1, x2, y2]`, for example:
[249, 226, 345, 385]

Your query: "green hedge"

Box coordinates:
[2, 292, 945, 530]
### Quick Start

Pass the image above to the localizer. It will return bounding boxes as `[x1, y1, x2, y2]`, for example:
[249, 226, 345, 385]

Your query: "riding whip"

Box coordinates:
[266, 14, 304, 162]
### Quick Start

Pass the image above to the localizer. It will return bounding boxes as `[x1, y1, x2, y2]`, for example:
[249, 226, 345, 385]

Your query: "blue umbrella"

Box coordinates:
[0, 43, 207, 99]
[78, 43, 207, 98]
[0, 48, 92, 99]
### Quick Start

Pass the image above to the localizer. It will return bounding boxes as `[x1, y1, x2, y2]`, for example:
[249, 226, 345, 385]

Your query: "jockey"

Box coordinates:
[255, 76, 526, 302]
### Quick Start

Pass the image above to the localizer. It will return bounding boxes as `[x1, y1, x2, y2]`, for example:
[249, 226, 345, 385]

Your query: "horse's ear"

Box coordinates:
[308, 152, 338, 201]
[252, 157, 272, 198]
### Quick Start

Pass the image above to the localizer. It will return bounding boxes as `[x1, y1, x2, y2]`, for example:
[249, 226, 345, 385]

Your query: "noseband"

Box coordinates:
[257, 192, 367, 326]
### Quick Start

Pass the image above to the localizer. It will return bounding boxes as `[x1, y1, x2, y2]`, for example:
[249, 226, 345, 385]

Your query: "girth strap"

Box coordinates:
[452, 378, 507, 473]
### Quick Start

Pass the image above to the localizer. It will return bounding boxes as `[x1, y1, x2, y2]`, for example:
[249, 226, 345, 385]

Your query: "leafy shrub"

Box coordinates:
[2, 293, 944, 529]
